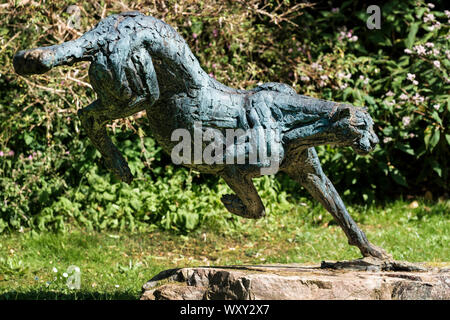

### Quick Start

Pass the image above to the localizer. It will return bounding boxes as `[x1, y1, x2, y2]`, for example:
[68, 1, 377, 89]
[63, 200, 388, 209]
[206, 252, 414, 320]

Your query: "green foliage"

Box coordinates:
[0, 0, 448, 234]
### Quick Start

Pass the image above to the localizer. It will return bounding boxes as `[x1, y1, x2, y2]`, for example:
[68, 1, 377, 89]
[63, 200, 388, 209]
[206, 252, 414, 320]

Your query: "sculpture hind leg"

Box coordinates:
[220, 170, 265, 219]
[78, 99, 143, 184]
[285, 147, 391, 260]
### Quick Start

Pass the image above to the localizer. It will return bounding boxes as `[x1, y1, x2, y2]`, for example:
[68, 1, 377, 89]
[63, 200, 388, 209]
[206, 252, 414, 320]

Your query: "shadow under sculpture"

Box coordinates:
[14, 11, 392, 262]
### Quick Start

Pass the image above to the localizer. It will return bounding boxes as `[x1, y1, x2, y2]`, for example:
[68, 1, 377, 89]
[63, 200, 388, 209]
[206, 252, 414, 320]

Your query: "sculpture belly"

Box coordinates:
[145, 90, 285, 175]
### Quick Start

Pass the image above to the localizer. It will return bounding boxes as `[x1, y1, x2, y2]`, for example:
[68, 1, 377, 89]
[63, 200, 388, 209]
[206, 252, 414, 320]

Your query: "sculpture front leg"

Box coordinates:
[220, 170, 265, 219]
[286, 148, 391, 260]
[78, 99, 134, 184]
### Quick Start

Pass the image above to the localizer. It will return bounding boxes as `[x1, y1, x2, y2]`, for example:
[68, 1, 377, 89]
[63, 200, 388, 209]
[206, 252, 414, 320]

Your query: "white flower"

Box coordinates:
[385, 100, 396, 107]
[425, 42, 434, 48]
[412, 93, 425, 104]
[433, 104, 440, 110]
[311, 62, 323, 71]
[339, 83, 348, 89]
[52, 267, 58, 273]
[300, 75, 310, 82]
[349, 35, 358, 42]
[386, 91, 395, 97]
[433, 60, 441, 68]
[63, 273, 68, 278]
[320, 75, 329, 80]
[424, 13, 435, 22]
[383, 137, 393, 143]
[359, 75, 369, 84]
[404, 48, 413, 54]
[407, 73, 416, 81]
[399, 93, 409, 100]
[445, 10, 450, 18]
[414, 45, 426, 55]
[432, 48, 439, 56]
[427, 3, 435, 8]
[412, 80, 418, 86]
[115, 285, 120, 288]
[402, 116, 411, 126]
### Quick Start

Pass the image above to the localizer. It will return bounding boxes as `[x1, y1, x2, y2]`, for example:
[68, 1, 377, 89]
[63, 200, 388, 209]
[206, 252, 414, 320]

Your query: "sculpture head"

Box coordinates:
[331, 105, 379, 155]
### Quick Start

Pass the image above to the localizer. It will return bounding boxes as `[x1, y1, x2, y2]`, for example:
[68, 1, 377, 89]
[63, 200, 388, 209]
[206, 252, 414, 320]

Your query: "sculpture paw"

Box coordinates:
[221, 194, 265, 219]
[104, 154, 134, 184]
[13, 49, 54, 76]
[361, 243, 393, 261]
[221, 194, 246, 216]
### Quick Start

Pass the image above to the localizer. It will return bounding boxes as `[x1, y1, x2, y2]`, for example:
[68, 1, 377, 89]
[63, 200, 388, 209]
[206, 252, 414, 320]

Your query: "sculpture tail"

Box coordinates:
[13, 35, 97, 76]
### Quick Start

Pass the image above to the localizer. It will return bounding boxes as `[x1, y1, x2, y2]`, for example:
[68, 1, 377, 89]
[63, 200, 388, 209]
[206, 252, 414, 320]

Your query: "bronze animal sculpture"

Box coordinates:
[13, 11, 391, 260]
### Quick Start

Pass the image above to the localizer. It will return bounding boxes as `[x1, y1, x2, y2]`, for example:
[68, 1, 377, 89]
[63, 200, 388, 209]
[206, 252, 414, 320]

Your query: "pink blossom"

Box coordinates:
[212, 29, 218, 37]
[8, 150, 14, 156]
[412, 80, 418, 86]
[288, 48, 293, 53]
[0, 151, 4, 157]
[383, 137, 393, 143]
[404, 49, 413, 54]
[433, 60, 441, 68]
[192, 33, 198, 39]
[433, 104, 440, 110]
[331, 8, 339, 13]
[427, 3, 435, 9]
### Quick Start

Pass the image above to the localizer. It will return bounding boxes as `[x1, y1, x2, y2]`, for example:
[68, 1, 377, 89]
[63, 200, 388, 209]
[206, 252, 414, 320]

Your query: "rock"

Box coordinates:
[141, 263, 450, 300]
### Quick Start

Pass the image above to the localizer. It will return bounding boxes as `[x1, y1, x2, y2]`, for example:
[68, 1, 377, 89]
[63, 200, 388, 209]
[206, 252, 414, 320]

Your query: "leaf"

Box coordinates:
[24, 133, 33, 145]
[430, 161, 442, 177]
[390, 168, 408, 187]
[405, 22, 420, 48]
[397, 144, 415, 156]
[429, 129, 440, 151]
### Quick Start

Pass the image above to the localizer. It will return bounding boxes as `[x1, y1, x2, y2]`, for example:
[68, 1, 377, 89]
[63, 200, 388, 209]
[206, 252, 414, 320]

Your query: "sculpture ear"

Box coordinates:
[331, 106, 351, 122]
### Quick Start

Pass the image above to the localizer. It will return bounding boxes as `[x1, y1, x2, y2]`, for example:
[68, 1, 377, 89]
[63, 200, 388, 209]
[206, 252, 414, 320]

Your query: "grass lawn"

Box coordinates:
[0, 199, 448, 300]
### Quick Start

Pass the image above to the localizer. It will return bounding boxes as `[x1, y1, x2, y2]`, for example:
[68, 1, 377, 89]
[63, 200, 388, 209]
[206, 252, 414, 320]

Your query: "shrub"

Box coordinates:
[0, 0, 447, 233]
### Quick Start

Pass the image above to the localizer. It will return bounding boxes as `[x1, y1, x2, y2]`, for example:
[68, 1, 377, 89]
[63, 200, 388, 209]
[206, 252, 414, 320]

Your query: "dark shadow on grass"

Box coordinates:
[0, 290, 139, 300]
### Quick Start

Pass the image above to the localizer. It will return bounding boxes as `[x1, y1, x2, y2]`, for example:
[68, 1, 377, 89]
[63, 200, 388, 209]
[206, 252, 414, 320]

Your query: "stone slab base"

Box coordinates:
[141, 263, 450, 300]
